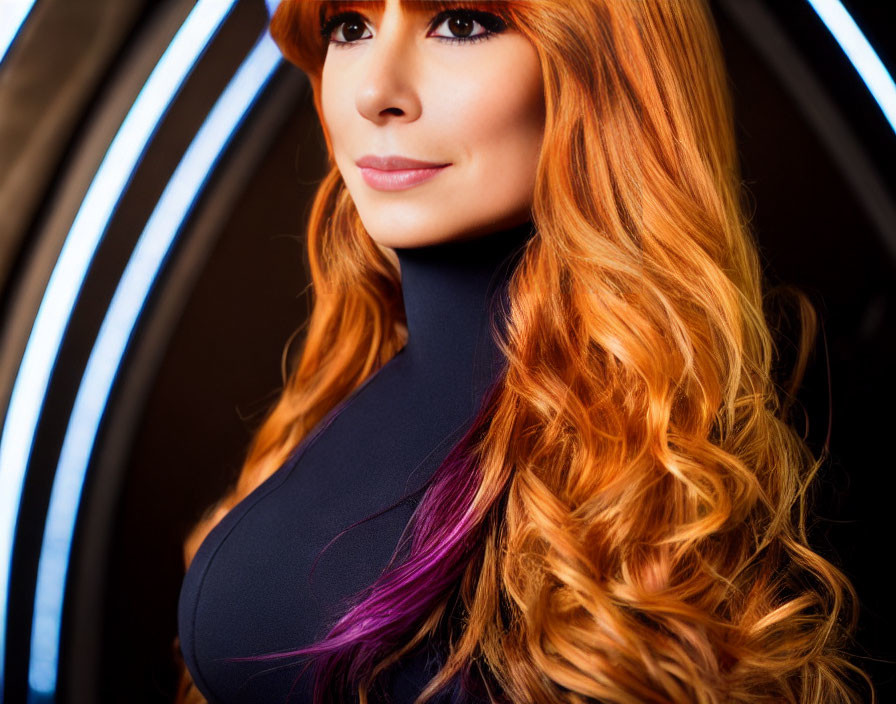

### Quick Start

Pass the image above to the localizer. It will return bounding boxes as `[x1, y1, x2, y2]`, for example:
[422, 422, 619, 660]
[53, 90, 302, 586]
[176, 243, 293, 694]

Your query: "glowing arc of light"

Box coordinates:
[0, 0, 237, 693]
[26, 33, 282, 696]
[806, 0, 896, 134]
[0, 0, 38, 66]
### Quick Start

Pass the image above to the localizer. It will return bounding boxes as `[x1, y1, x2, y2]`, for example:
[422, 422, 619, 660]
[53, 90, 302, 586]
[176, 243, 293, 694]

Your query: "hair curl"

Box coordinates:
[175, 1, 873, 702]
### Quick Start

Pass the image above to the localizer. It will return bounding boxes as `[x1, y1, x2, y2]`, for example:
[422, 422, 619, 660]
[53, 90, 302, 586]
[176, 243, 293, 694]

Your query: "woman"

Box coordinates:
[175, 1, 872, 702]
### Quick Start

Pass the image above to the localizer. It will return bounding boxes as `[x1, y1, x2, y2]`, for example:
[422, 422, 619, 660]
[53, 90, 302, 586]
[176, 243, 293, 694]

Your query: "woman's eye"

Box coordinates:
[320, 9, 507, 48]
[320, 12, 372, 45]
[429, 10, 507, 44]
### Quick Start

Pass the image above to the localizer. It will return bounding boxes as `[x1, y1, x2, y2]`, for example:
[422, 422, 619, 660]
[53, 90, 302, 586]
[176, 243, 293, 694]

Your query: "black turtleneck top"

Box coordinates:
[177, 220, 535, 703]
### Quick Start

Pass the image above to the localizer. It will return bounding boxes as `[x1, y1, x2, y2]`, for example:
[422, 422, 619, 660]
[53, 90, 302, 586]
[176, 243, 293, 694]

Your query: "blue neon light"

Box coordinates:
[0, 0, 38, 66]
[0, 0, 237, 693]
[806, 0, 896, 135]
[27, 33, 282, 696]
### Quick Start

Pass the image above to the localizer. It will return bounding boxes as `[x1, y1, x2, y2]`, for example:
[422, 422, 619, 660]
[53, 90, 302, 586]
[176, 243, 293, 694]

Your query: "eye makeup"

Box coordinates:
[318, 2, 512, 49]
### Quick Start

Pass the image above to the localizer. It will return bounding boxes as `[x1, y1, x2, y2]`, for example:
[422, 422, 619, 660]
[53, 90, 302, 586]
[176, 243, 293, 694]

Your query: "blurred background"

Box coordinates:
[0, 0, 893, 701]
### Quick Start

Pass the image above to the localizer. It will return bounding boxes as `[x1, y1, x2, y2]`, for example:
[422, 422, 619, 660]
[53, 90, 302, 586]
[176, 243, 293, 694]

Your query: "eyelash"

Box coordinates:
[319, 8, 507, 48]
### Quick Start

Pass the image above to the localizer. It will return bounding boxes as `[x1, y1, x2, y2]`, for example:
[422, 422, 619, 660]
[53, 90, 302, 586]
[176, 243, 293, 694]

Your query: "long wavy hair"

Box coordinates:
[175, 1, 873, 702]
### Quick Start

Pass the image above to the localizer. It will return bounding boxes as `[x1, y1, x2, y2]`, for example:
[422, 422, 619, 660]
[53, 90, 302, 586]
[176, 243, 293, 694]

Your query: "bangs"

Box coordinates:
[272, 0, 518, 74]
[318, 1, 516, 28]
[318, 1, 512, 14]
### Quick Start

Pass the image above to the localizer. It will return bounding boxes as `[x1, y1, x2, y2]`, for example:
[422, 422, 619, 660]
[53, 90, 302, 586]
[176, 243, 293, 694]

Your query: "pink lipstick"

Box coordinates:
[356, 154, 451, 191]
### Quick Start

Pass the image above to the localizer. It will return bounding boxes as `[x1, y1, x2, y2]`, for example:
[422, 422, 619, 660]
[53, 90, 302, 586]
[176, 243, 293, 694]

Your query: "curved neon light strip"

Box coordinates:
[0, 0, 38, 66]
[806, 0, 896, 135]
[265, 0, 282, 18]
[27, 33, 282, 696]
[0, 0, 237, 692]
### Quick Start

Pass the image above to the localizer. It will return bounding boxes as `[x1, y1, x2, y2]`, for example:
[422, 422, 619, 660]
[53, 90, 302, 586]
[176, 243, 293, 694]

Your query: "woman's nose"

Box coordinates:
[354, 27, 422, 124]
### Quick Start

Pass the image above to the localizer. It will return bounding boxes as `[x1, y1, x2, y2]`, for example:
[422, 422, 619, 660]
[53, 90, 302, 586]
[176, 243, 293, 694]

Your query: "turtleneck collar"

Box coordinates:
[392, 220, 535, 384]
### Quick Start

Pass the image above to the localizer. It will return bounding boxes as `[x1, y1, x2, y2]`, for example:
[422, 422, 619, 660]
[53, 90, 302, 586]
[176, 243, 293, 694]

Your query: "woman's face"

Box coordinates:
[320, 0, 545, 248]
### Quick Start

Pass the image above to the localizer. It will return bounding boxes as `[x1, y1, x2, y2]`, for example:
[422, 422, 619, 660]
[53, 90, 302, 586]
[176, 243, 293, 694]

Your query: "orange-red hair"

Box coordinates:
[175, 1, 873, 702]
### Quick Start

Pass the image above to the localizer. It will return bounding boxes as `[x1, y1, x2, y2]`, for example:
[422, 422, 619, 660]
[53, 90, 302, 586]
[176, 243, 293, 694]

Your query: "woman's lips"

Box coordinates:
[355, 155, 451, 191]
[359, 164, 450, 191]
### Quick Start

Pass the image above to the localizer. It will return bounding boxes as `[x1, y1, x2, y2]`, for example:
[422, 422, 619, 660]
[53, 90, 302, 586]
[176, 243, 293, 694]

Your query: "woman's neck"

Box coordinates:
[392, 220, 535, 383]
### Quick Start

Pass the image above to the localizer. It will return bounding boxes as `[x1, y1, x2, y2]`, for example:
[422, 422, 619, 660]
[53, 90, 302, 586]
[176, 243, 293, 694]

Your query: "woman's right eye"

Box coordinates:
[320, 12, 372, 46]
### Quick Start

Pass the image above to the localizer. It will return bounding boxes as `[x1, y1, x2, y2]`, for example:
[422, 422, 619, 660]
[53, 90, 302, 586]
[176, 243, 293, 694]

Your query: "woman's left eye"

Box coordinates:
[428, 10, 508, 44]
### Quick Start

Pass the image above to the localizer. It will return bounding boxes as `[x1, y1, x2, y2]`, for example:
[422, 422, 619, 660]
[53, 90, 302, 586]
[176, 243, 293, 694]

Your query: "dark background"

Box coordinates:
[0, 0, 893, 701]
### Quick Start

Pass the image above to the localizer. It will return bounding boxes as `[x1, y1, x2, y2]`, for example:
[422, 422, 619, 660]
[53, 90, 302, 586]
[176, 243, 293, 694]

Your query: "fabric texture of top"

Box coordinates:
[177, 220, 536, 703]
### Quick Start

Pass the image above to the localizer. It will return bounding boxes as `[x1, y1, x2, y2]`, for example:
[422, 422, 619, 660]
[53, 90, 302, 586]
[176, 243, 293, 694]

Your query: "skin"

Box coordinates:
[320, 0, 545, 248]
